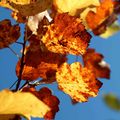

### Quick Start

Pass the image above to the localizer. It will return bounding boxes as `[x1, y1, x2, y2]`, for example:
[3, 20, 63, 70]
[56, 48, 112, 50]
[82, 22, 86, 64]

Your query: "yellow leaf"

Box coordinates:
[0, 0, 53, 16]
[53, 0, 100, 15]
[100, 22, 120, 38]
[0, 89, 50, 120]
[56, 62, 102, 102]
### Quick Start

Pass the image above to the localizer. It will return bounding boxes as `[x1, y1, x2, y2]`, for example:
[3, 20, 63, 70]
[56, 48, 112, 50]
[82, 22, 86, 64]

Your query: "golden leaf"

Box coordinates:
[42, 13, 91, 55]
[56, 62, 102, 102]
[0, 89, 50, 120]
[53, 0, 100, 15]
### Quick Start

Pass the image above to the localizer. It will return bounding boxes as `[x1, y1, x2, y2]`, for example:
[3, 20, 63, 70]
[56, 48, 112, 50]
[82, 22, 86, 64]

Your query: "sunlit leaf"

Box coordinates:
[42, 13, 91, 55]
[0, 89, 50, 120]
[53, 0, 100, 15]
[56, 62, 102, 102]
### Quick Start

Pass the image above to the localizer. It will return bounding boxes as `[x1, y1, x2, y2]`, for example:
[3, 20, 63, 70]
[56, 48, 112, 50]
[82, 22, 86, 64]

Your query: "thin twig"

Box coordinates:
[9, 79, 18, 89]
[8, 46, 20, 59]
[28, 80, 56, 86]
[15, 41, 24, 45]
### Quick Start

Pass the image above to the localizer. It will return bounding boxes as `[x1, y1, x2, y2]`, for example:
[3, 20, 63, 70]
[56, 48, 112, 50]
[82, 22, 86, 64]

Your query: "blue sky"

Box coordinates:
[0, 7, 120, 120]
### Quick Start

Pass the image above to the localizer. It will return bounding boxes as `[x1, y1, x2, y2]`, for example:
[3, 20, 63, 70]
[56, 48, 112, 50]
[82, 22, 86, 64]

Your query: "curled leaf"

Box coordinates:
[42, 13, 91, 55]
[0, 19, 20, 49]
[56, 62, 102, 102]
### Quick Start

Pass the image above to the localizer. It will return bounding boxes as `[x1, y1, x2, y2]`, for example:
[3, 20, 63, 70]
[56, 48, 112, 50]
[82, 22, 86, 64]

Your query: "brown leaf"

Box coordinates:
[56, 62, 102, 102]
[83, 48, 110, 79]
[42, 13, 91, 55]
[11, 11, 27, 23]
[0, 19, 20, 49]
[16, 36, 67, 81]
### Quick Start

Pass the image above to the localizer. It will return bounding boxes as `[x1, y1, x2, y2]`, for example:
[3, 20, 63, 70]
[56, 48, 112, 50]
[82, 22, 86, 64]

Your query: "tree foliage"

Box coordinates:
[0, 0, 120, 119]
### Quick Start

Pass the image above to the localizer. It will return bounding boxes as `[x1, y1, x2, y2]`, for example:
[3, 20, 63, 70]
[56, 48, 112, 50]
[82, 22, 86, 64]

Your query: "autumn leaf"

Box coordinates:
[0, 19, 20, 49]
[42, 13, 91, 55]
[16, 35, 67, 81]
[86, 0, 114, 30]
[0, 0, 53, 16]
[53, 0, 100, 15]
[56, 62, 102, 102]
[100, 22, 120, 38]
[0, 89, 50, 120]
[22, 86, 60, 120]
[83, 48, 110, 79]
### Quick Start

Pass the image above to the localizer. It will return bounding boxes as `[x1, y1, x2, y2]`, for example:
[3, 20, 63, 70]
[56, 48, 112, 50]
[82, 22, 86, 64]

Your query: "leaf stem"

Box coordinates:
[8, 46, 20, 59]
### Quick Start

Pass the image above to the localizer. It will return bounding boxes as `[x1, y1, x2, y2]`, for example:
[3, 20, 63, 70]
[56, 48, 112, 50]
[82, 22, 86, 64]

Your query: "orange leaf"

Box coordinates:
[83, 48, 110, 79]
[42, 13, 91, 55]
[86, 0, 114, 30]
[0, 19, 20, 49]
[56, 62, 102, 102]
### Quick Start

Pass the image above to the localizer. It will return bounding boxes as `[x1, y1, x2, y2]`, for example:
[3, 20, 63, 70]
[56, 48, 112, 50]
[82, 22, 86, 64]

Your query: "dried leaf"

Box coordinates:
[0, 89, 50, 120]
[53, 0, 100, 15]
[56, 62, 102, 102]
[42, 13, 91, 55]
[0, 0, 53, 16]
[0, 19, 20, 49]
[83, 48, 110, 79]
